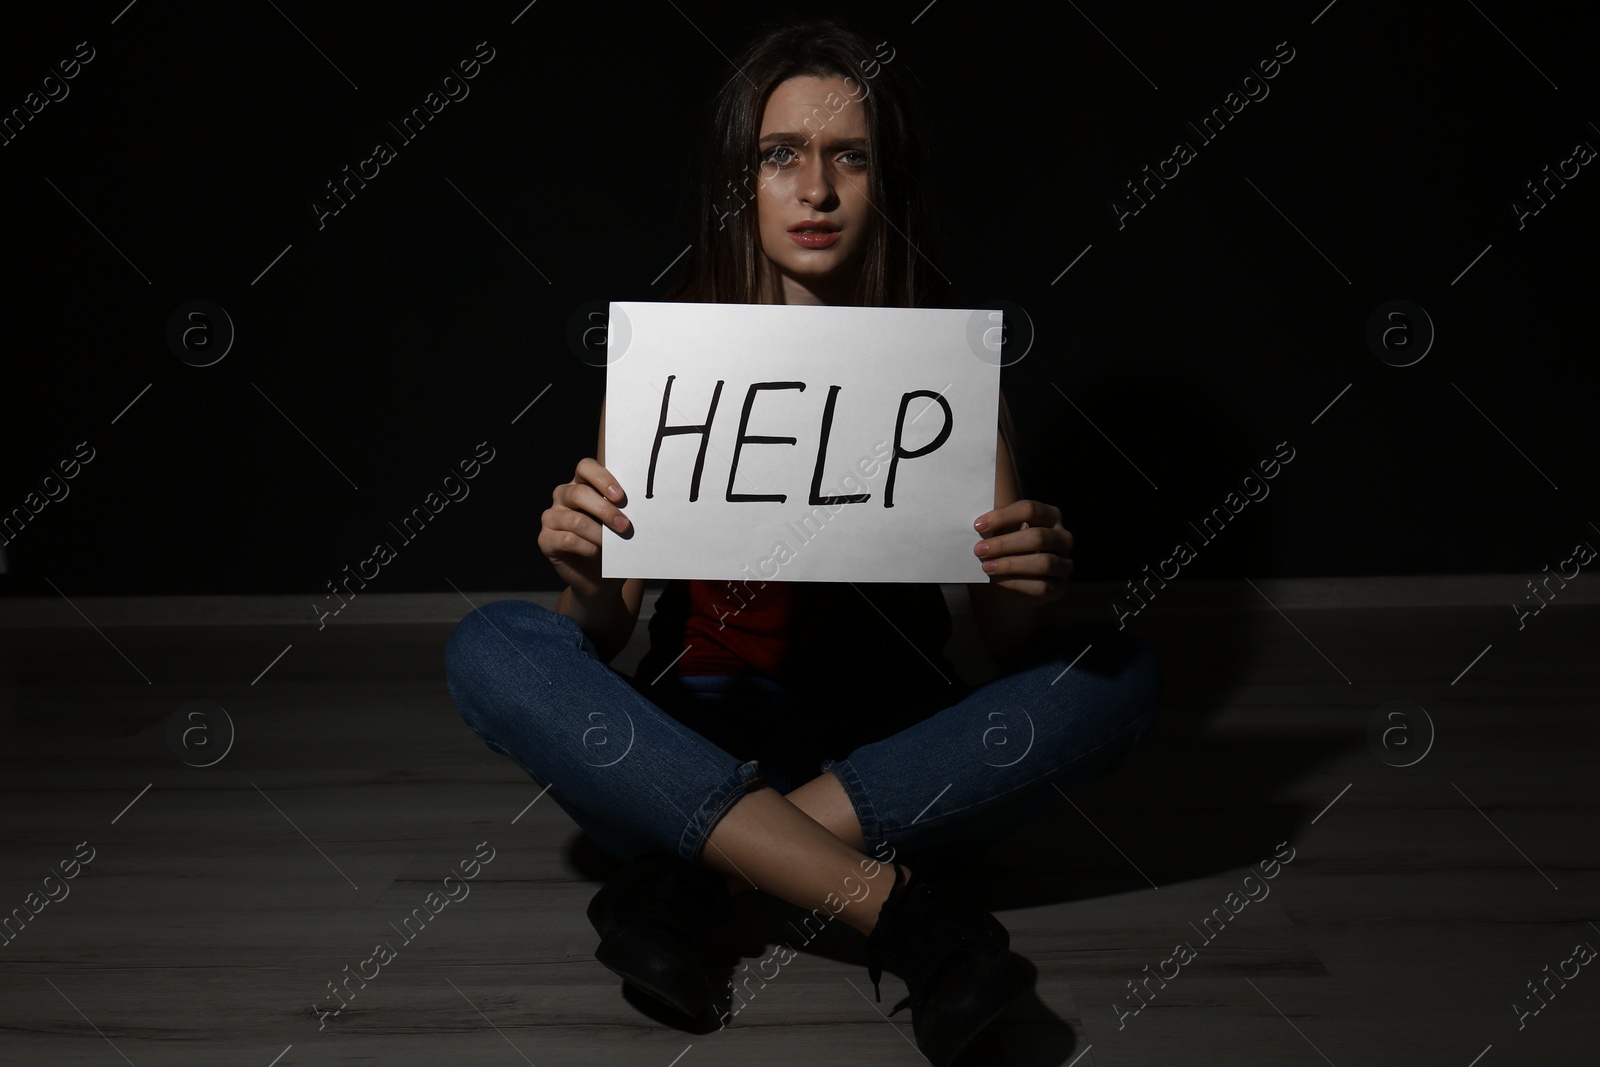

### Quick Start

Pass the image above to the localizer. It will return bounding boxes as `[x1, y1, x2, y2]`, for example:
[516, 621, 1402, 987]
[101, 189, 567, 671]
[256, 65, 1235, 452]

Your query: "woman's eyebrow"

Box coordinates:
[758, 131, 870, 148]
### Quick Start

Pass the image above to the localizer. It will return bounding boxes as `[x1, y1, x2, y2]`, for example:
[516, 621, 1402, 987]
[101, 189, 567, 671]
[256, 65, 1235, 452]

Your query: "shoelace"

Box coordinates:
[865, 862, 910, 1001]
[866, 865, 1005, 1008]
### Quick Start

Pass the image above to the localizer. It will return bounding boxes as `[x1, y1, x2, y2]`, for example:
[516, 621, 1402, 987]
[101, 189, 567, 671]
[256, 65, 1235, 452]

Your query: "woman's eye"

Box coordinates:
[761, 145, 797, 165]
[840, 150, 869, 166]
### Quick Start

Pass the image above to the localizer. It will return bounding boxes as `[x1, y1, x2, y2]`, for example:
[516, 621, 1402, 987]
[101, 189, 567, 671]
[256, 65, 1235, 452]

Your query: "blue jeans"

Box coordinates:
[445, 599, 1162, 865]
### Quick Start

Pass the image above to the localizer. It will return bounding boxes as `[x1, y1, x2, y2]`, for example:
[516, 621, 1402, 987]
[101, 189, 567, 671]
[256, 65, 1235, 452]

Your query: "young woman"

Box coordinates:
[446, 18, 1162, 1065]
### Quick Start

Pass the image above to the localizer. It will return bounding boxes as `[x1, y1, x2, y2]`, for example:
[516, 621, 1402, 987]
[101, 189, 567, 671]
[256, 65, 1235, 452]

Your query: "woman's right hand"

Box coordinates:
[540, 457, 631, 599]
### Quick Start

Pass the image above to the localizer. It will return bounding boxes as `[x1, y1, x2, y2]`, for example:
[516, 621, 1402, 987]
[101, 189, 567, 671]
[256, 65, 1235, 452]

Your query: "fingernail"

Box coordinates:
[974, 517, 989, 531]
[613, 514, 628, 530]
[976, 541, 989, 555]
[982, 560, 998, 572]
[607, 485, 621, 499]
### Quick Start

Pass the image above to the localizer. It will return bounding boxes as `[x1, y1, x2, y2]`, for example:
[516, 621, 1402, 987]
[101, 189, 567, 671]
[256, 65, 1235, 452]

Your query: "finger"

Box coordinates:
[541, 525, 600, 559]
[575, 457, 626, 504]
[976, 498, 1060, 532]
[980, 551, 1074, 580]
[555, 481, 629, 532]
[551, 482, 606, 524]
[976, 525, 1068, 559]
[992, 575, 1067, 599]
[542, 506, 606, 548]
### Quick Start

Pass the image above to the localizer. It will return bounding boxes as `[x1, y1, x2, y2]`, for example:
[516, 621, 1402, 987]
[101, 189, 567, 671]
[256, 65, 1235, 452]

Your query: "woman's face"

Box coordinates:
[753, 74, 875, 305]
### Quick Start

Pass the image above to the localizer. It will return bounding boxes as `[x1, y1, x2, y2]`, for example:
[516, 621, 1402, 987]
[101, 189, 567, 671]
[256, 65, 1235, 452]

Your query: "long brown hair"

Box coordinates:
[663, 17, 944, 309]
[660, 18, 1025, 495]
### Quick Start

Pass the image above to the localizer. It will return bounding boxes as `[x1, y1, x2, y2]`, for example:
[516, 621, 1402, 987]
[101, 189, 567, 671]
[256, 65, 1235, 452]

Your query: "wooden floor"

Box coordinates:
[1, 584, 1596, 1065]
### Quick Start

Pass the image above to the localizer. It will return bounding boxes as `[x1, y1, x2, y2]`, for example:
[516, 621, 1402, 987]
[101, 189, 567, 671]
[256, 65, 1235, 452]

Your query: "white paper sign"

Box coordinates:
[601, 301, 1001, 583]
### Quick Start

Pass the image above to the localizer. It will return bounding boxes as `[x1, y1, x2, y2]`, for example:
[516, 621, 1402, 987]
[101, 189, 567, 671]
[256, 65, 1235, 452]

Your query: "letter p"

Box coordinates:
[884, 390, 952, 508]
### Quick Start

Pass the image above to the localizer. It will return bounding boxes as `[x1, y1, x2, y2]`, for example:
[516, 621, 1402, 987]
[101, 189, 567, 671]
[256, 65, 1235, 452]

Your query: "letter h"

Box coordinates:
[647, 375, 725, 501]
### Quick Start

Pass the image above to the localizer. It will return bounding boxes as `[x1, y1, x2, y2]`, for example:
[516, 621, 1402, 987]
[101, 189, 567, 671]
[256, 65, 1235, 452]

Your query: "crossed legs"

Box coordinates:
[701, 771, 909, 937]
[448, 602, 1158, 946]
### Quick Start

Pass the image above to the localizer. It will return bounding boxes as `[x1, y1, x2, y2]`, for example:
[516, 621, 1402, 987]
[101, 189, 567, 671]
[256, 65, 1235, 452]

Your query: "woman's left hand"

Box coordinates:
[973, 499, 1074, 603]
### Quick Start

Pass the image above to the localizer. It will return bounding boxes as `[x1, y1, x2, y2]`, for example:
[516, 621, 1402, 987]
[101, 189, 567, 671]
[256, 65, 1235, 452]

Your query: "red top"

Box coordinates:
[634, 577, 960, 697]
[678, 577, 801, 677]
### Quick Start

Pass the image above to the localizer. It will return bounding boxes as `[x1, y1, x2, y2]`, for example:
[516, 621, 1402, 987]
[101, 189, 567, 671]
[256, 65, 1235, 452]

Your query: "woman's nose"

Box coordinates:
[799, 158, 837, 208]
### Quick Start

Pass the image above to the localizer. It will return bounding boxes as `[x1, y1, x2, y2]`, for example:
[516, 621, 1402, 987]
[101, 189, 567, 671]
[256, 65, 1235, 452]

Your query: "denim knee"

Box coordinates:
[1068, 619, 1163, 760]
[1009, 619, 1164, 772]
[445, 599, 575, 739]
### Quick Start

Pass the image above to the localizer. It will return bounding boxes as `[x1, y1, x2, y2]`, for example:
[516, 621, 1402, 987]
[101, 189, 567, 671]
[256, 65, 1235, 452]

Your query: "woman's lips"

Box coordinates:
[787, 229, 841, 248]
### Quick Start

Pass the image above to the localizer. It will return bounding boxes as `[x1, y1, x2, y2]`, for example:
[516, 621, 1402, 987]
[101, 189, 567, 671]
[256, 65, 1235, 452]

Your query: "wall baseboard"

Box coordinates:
[0, 575, 1588, 628]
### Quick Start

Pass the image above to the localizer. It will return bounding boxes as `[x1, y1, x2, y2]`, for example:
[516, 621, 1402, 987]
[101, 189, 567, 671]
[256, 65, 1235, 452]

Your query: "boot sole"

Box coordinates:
[595, 928, 715, 1020]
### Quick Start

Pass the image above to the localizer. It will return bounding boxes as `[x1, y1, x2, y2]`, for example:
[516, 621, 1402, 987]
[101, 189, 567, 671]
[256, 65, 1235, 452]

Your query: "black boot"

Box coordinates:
[586, 852, 731, 1021]
[862, 861, 1024, 1066]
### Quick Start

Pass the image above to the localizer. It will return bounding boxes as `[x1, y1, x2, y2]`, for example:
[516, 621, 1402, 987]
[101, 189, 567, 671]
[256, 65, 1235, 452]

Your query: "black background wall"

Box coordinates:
[2, 0, 1594, 598]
